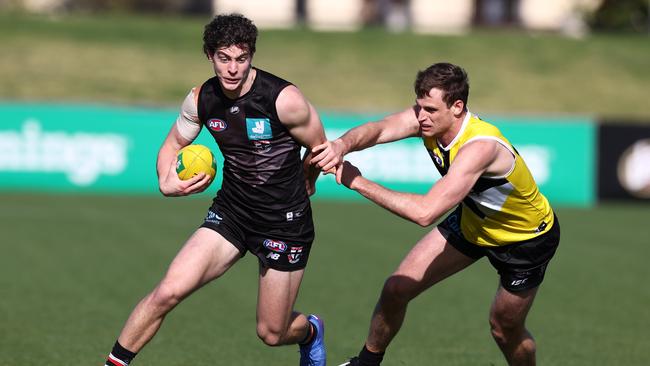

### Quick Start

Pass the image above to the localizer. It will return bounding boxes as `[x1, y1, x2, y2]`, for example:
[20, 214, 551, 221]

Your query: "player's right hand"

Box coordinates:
[310, 139, 346, 173]
[159, 156, 212, 197]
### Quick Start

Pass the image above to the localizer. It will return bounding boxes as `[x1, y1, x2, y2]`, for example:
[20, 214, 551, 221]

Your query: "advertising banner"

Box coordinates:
[598, 123, 650, 200]
[0, 104, 595, 206]
[492, 115, 596, 207]
[1, 103, 183, 194]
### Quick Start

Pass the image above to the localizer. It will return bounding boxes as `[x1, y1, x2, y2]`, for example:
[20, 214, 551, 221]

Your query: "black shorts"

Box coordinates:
[438, 208, 560, 293]
[199, 201, 315, 272]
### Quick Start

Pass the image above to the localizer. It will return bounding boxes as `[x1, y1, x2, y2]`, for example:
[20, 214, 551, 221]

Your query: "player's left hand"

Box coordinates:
[311, 139, 346, 173]
[337, 161, 362, 189]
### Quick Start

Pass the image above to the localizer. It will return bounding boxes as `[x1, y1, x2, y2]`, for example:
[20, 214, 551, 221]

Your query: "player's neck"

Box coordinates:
[438, 112, 467, 147]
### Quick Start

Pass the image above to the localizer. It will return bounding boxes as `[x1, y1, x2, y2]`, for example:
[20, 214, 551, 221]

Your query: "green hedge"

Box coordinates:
[590, 0, 649, 33]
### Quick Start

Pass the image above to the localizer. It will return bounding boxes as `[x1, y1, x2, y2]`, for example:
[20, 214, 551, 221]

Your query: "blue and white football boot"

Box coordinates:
[299, 314, 326, 366]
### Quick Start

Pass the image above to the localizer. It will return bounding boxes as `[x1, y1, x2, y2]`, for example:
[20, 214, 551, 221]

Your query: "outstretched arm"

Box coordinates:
[276, 85, 328, 195]
[310, 106, 421, 173]
[339, 139, 501, 226]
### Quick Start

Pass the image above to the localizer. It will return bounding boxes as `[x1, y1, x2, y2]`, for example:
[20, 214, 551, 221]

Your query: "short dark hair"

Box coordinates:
[203, 13, 258, 58]
[414, 63, 469, 108]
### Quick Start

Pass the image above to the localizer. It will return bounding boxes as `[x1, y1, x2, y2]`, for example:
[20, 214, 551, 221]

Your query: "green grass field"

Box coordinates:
[1, 193, 648, 365]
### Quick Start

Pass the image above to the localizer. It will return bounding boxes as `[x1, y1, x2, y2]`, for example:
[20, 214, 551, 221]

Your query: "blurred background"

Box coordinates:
[1, 1, 649, 365]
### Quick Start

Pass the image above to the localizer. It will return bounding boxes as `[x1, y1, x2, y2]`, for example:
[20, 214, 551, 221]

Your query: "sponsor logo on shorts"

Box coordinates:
[510, 278, 528, 287]
[205, 210, 223, 224]
[266, 252, 280, 261]
[207, 118, 227, 132]
[286, 210, 303, 222]
[263, 239, 287, 253]
[288, 246, 303, 264]
[510, 270, 533, 287]
[446, 212, 461, 234]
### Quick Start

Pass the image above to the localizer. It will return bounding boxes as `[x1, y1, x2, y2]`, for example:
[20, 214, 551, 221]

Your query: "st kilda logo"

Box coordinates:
[207, 118, 227, 132]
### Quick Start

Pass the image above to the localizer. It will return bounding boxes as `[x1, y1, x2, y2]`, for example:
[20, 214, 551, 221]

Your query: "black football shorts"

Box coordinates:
[200, 201, 315, 272]
[438, 207, 560, 292]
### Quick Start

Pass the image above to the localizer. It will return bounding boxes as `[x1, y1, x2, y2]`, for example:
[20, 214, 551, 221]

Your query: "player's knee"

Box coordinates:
[381, 275, 418, 303]
[489, 312, 524, 344]
[149, 282, 184, 310]
[489, 317, 508, 345]
[256, 323, 285, 347]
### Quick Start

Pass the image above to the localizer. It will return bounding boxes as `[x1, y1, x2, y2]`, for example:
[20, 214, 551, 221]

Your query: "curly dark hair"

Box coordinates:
[414, 63, 469, 108]
[203, 14, 258, 58]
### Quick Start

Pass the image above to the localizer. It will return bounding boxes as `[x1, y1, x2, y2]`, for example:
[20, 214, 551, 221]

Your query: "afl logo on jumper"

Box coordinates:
[207, 118, 227, 132]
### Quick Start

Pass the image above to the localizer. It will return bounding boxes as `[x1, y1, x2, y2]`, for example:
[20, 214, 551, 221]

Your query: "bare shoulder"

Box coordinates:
[276, 85, 311, 127]
[396, 105, 420, 126]
[455, 138, 510, 176]
[458, 138, 499, 161]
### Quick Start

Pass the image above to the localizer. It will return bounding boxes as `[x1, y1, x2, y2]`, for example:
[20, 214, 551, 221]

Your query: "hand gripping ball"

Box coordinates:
[176, 144, 217, 181]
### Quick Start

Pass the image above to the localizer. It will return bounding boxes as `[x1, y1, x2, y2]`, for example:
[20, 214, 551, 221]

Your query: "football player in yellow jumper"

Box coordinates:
[312, 63, 559, 366]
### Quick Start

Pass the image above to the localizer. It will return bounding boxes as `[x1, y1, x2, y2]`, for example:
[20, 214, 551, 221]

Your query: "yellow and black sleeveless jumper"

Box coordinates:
[424, 112, 555, 247]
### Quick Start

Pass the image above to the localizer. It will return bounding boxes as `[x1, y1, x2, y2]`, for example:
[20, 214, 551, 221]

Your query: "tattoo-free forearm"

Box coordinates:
[338, 123, 384, 154]
[350, 176, 433, 226]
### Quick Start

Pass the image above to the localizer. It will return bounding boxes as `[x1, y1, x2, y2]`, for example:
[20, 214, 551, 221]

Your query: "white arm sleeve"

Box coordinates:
[175, 88, 202, 142]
